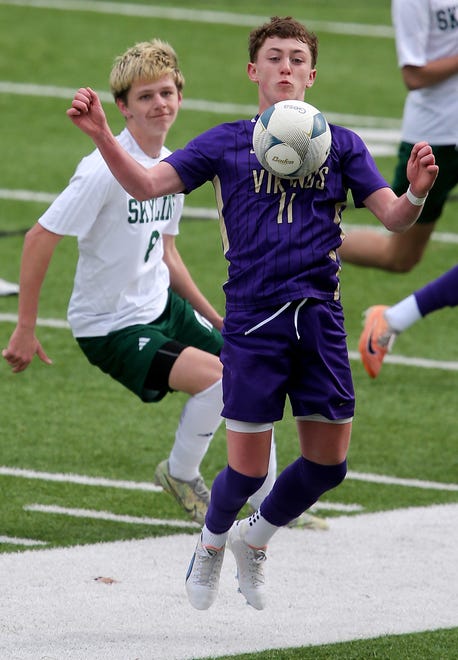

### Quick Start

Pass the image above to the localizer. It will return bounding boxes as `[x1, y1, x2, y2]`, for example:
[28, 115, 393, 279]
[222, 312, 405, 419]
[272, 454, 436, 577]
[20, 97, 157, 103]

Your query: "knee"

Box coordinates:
[303, 457, 347, 494]
[215, 465, 267, 501]
[385, 253, 421, 273]
[382, 234, 431, 273]
[330, 459, 347, 488]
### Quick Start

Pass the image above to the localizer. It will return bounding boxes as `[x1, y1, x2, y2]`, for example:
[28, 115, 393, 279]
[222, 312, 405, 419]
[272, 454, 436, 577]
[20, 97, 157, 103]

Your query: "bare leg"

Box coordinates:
[339, 222, 435, 273]
[168, 345, 222, 394]
[297, 419, 351, 464]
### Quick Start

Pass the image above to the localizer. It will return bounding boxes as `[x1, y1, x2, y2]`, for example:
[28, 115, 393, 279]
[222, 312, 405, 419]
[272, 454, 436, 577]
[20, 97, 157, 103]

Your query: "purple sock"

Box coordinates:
[260, 456, 347, 526]
[415, 264, 458, 316]
[205, 465, 266, 534]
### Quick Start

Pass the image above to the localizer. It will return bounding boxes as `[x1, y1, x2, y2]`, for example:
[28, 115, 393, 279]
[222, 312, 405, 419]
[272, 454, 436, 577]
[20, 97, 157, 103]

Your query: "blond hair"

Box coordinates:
[109, 39, 185, 102]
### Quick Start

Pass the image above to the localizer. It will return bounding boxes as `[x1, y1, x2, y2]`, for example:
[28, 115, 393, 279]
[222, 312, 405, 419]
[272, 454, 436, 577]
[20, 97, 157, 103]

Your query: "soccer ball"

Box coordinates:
[252, 100, 331, 179]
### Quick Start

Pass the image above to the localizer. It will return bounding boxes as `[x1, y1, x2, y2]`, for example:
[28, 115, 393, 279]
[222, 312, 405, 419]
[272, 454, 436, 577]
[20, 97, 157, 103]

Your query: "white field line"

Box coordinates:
[0, 465, 160, 490]
[0, 0, 396, 37]
[0, 80, 403, 128]
[310, 501, 363, 512]
[0, 190, 457, 245]
[1, 190, 457, 245]
[347, 349, 458, 372]
[0, 535, 47, 546]
[0, 80, 401, 157]
[1, 313, 457, 372]
[0, 312, 70, 328]
[23, 503, 198, 528]
[347, 470, 458, 492]
[22, 502, 362, 528]
[2, 465, 457, 493]
[343, 222, 458, 245]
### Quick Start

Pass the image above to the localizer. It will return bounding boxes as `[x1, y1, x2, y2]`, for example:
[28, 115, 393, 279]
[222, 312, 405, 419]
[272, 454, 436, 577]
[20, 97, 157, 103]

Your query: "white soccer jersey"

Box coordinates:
[39, 128, 183, 337]
[392, 0, 458, 145]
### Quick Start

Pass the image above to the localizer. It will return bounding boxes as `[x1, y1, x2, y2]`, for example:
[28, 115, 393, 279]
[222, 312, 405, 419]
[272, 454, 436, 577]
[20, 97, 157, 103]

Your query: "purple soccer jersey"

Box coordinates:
[165, 119, 389, 312]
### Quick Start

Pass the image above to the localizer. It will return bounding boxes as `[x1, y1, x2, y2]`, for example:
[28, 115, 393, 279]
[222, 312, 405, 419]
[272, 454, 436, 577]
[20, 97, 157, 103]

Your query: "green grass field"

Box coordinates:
[0, 1, 457, 658]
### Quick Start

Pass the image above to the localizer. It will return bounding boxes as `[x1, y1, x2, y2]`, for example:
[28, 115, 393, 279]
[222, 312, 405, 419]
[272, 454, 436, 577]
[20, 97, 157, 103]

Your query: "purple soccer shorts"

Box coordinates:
[221, 298, 355, 423]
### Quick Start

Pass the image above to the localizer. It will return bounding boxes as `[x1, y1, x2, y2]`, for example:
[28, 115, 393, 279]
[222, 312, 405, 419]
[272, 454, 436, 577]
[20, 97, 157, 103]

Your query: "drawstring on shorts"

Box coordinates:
[244, 298, 308, 339]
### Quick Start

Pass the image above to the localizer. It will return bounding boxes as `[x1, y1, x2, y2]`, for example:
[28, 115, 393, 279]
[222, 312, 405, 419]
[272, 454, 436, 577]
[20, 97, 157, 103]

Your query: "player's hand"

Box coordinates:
[2, 327, 52, 373]
[66, 87, 109, 138]
[406, 141, 439, 197]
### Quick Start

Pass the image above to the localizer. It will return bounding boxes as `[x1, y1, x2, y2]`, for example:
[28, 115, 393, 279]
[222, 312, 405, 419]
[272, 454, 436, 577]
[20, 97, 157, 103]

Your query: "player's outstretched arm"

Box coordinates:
[2, 225, 58, 372]
[363, 141, 438, 233]
[67, 88, 184, 201]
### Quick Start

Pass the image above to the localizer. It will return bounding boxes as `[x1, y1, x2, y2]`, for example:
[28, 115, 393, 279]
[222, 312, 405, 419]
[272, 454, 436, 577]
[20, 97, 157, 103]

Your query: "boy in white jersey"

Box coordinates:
[339, 0, 458, 272]
[1, 40, 226, 526]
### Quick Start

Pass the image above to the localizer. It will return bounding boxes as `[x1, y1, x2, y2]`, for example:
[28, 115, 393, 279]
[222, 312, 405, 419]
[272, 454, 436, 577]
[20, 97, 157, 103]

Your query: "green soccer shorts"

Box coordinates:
[77, 289, 223, 402]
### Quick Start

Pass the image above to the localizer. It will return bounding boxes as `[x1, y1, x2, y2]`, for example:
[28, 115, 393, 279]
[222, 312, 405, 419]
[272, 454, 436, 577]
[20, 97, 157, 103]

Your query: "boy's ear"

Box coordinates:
[247, 62, 258, 83]
[305, 69, 317, 89]
[115, 98, 131, 119]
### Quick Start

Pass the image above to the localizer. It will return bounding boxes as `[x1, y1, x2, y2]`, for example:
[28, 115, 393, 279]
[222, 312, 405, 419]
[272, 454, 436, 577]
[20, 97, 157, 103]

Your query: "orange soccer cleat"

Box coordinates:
[358, 305, 398, 378]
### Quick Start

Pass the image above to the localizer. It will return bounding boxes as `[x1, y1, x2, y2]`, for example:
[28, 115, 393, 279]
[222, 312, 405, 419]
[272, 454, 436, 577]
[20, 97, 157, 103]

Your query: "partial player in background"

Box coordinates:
[66, 16, 437, 611]
[339, 0, 458, 272]
[359, 264, 458, 378]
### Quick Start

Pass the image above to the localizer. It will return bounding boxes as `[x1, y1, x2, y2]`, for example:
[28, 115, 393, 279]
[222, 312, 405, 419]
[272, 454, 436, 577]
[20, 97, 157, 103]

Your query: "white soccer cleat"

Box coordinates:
[0, 278, 19, 296]
[185, 535, 225, 610]
[227, 520, 267, 610]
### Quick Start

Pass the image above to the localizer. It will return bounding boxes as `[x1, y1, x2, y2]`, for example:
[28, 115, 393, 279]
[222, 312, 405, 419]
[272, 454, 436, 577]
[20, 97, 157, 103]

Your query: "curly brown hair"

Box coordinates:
[248, 16, 318, 68]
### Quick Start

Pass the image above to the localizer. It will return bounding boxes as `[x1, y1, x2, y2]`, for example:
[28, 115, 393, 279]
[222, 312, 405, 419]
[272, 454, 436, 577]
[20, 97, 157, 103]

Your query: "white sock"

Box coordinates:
[201, 524, 228, 549]
[243, 512, 278, 548]
[247, 430, 277, 510]
[384, 294, 422, 333]
[168, 379, 223, 481]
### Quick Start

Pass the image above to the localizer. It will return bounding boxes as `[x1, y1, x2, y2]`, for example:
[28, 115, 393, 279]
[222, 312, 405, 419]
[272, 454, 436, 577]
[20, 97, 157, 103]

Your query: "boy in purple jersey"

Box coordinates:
[67, 16, 438, 610]
[359, 264, 458, 377]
